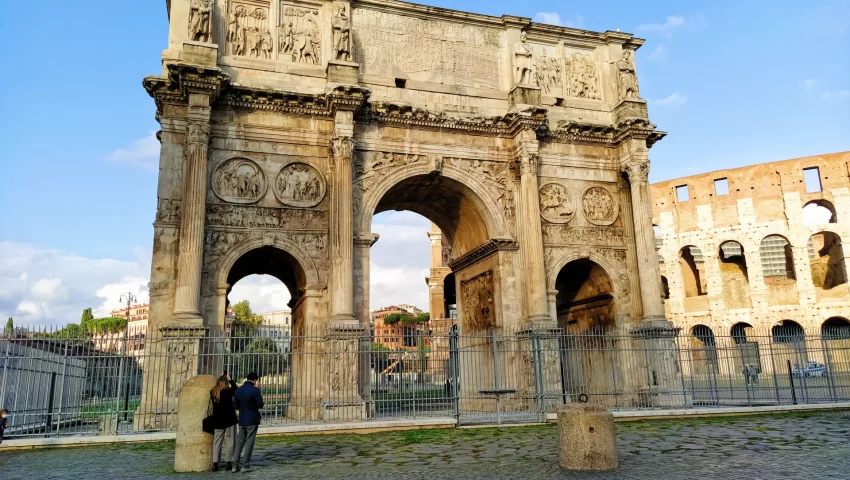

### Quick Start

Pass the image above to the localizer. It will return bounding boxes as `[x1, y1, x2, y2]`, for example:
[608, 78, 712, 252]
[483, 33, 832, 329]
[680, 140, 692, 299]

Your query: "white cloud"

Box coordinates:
[370, 263, 430, 312]
[228, 275, 292, 315]
[653, 91, 688, 109]
[535, 12, 562, 25]
[638, 15, 686, 36]
[800, 78, 817, 90]
[820, 90, 850, 101]
[93, 277, 150, 317]
[369, 211, 431, 312]
[648, 44, 669, 61]
[31, 278, 66, 301]
[0, 242, 150, 327]
[534, 12, 585, 29]
[105, 131, 160, 171]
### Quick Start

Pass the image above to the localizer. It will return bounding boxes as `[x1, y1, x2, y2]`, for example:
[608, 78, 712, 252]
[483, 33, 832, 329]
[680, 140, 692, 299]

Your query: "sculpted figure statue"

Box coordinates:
[188, 0, 213, 43]
[513, 32, 537, 86]
[332, 5, 353, 61]
[617, 50, 640, 100]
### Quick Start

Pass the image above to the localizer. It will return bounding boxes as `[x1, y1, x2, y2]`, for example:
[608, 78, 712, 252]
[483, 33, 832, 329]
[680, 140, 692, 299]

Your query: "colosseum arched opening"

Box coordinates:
[808, 231, 849, 300]
[719, 241, 751, 309]
[760, 234, 799, 306]
[679, 246, 707, 311]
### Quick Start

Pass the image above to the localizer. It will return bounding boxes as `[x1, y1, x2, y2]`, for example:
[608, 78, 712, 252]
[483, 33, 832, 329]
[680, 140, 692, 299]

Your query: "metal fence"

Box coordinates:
[2, 323, 850, 438]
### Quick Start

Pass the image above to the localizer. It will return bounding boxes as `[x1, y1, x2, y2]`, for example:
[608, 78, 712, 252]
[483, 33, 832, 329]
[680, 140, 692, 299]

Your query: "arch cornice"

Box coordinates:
[214, 235, 321, 290]
[356, 161, 510, 239]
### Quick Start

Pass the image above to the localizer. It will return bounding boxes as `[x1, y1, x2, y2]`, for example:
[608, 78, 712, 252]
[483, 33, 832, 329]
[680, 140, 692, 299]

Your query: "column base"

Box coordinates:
[523, 314, 557, 331]
[169, 311, 204, 326]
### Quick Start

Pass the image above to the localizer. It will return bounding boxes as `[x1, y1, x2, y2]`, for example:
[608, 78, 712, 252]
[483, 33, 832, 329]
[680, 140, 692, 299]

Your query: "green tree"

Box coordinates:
[4, 317, 13, 336]
[80, 308, 94, 325]
[415, 312, 430, 324]
[383, 313, 404, 325]
[231, 300, 264, 352]
[85, 317, 128, 334]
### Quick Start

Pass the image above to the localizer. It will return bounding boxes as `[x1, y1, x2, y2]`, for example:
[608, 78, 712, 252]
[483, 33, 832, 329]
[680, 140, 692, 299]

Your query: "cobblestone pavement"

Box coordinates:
[1, 412, 849, 479]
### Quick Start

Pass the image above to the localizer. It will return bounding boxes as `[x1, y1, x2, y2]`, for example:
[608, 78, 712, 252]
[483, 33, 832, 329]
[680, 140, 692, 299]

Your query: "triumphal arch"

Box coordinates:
[142, 0, 672, 421]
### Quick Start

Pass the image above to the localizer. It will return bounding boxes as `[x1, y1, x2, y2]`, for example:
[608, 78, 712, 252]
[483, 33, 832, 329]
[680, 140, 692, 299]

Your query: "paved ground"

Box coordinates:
[1, 411, 849, 479]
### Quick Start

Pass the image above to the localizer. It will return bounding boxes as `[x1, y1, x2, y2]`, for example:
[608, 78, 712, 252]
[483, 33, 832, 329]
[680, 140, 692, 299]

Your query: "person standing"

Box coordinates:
[209, 373, 238, 472]
[232, 372, 264, 473]
[0, 409, 8, 444]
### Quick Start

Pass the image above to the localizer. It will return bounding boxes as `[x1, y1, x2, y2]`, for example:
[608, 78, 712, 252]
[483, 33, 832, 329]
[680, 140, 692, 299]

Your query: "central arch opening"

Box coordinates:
[364, 170, 502, 417]
[223, 246, 306, 415]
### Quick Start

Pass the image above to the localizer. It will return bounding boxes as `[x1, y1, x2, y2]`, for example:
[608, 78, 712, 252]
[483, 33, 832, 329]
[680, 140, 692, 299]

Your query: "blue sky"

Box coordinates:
[0, 0, 848, 325]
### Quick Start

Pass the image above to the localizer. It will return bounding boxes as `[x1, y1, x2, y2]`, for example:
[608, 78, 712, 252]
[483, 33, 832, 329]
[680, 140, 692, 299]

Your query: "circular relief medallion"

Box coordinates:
[274, 162, 326, 208]
[581, 186, 619, 226]
[212, 158, 267, 204]
[539, 182, 576, 224]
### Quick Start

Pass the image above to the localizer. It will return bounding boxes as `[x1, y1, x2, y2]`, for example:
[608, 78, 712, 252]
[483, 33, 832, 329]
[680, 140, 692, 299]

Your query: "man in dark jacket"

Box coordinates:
[232, 372, 264, 473]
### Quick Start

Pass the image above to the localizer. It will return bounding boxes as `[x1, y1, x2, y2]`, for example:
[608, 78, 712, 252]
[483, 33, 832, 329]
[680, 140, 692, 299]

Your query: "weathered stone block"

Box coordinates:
[557, 404, 618, 471]
[174, 375, 216, 473]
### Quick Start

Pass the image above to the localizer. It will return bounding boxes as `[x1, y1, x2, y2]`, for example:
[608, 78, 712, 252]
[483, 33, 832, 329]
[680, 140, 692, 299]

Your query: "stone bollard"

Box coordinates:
[557, 404, 618, 471]
[175, 375, 217, 473]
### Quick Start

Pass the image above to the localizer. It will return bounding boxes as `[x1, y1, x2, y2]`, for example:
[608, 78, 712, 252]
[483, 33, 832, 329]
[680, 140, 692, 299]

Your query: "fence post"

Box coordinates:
[608, 333, 619, 408]
[0, 338, 10, 412]
[114, 328, 129, 435]
[54, 339, 70, 437]
[449, 327, 460, 425]
[736, 343, 752, 407]
[767, 334, 781, 404]
[674, 333, 688, 407]
[44, 372, 57, 438]
[532, 330, 545, 422]
[787, 360, 798, 405]
[822, 334, 836, 401]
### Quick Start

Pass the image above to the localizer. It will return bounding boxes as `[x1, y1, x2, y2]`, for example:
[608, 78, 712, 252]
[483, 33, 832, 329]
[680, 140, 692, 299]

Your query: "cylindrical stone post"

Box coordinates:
[518, 152, 550, 325]
[558, 404, 618, 471]
[172, 98, 211, 322]
[624, 154, 665, 320]
[175, 375, 217, 473]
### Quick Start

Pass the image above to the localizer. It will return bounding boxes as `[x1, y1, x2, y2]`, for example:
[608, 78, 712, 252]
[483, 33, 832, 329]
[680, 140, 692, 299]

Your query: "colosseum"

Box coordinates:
[652, 151, 850, 359]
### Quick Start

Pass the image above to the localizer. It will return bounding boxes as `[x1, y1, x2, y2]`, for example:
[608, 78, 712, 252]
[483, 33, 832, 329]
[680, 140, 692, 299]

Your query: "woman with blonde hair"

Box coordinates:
[210, 372, 238, 471]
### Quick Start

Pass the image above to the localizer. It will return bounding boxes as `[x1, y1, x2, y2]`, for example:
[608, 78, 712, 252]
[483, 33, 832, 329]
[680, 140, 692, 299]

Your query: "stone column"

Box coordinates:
[329, 111, 358, 327]
[326, 108, 365, 420]
[171, 93, 211, 324]
[354, 233, 378, 416]
[517, 148, 551, 327]
[622, 151, 665, 322]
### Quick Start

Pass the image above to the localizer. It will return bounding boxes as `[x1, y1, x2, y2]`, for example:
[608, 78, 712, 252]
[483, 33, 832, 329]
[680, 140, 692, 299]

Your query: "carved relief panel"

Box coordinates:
[352, 8, 504, 88]
[157, 199, 182, 224]
[279, 2, 322, 64]
[564, 51, 601, 100]
[539, 182, 575, 224]
[581, 186, 619, 226]
[227, 0, 273, 59]
[274, 162, 326, 208]
[461, 270, 496, 332]
[213, 158, 268, 204]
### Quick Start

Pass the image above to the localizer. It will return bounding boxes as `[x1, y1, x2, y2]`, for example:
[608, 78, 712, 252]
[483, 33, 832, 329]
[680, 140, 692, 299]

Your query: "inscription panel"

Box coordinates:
[352, 8, 504, 88]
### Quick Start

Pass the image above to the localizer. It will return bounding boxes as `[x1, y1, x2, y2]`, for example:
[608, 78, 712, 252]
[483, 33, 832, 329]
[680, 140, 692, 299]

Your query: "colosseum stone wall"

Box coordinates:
[652, 151, 850, 347]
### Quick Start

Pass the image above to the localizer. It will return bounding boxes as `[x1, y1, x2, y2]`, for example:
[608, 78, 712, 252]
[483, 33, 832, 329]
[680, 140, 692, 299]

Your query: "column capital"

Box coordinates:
[354, 233, 379, 248]
[622, 161, 650, 185]
[185, 120, 211, 147]
[331, 135, 355, 160]
[518, 153, 539, 176]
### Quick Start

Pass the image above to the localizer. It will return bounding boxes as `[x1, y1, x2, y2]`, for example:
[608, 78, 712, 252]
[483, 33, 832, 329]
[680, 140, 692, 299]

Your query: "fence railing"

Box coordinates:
[1, 323, 850, 437]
